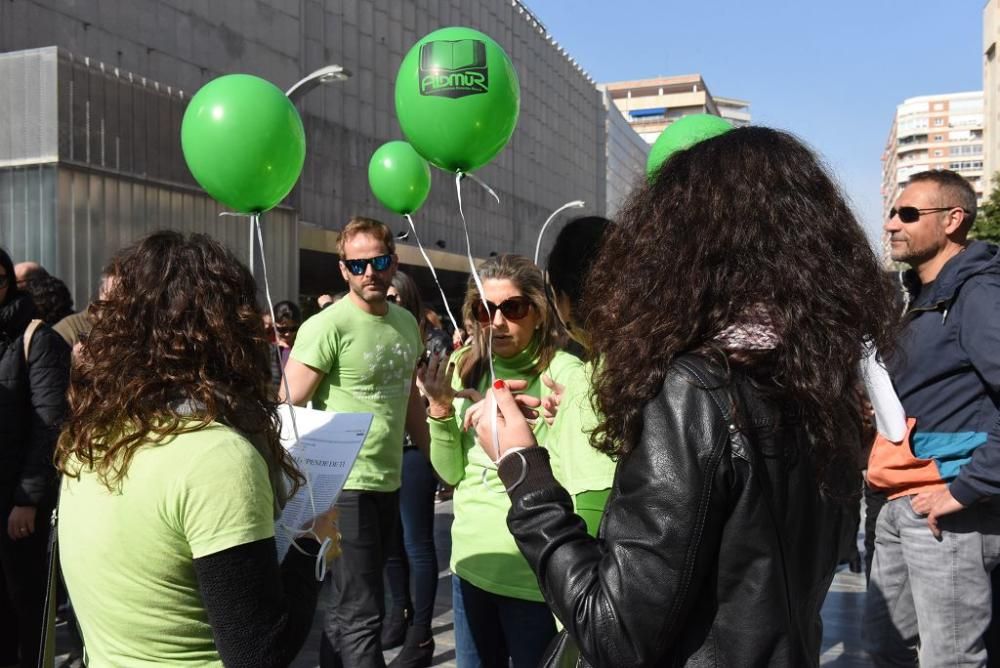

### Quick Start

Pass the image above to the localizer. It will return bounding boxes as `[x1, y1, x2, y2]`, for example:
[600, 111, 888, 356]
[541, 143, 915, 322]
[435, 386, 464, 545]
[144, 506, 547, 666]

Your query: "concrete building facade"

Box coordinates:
[984, 0, 1000, 191]
[0, 0, 618, 312]
[601, 89, 649, 217]
[601, 74, 750, 145]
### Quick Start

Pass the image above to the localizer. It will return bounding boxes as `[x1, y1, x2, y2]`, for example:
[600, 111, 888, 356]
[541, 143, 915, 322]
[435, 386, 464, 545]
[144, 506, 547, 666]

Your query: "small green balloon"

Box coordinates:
[646, 114, 733, 180]
[395, 27, 520, 173]
[181, 74, 306, 213]
[369, 141, 432, 215]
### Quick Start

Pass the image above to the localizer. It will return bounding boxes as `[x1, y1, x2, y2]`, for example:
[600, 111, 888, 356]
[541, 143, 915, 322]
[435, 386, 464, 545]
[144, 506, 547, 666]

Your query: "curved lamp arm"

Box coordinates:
[286, 65, 352, 102]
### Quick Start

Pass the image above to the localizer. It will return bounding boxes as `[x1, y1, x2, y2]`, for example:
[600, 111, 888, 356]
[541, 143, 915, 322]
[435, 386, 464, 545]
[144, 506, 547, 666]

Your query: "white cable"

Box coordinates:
[403, 213, 461, 334]
[533, 200, 585, 266]
[250, 214, 328, 577]
[454, 172, 507, 491]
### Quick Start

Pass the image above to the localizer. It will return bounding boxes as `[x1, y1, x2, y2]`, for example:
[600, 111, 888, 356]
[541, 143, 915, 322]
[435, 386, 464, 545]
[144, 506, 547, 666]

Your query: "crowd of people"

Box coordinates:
[0, 125, 998, 668]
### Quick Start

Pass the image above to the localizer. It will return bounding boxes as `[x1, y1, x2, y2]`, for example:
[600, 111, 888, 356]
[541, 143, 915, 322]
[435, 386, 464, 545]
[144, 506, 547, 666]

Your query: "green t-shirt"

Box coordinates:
[291, 297, 422, 492]
[547, 360, 617, 535]
[59, 423, 275, 667]
[429, 341, 581, 601]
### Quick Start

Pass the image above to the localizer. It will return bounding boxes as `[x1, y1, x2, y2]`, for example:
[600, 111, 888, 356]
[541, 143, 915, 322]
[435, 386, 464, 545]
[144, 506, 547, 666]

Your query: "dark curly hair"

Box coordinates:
[57, 231, 304, 503]
[583, 127, 899, 497]
[23, 273, 74, 324]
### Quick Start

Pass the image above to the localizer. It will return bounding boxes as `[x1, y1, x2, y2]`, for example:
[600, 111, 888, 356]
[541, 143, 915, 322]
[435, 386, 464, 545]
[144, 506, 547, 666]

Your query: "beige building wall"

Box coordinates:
[984, 0, 1000, 191]
[602, 75, 748, 144]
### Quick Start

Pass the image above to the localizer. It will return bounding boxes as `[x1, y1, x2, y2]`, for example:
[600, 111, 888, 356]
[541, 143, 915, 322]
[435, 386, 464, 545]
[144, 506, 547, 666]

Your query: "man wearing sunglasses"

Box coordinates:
[865, 170, 1000, 666]
[281, 217, 429, 668]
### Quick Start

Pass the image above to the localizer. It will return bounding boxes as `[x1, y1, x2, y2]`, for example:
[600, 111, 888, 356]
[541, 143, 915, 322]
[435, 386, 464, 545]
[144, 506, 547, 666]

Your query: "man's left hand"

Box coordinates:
[911, 488, 965, 539]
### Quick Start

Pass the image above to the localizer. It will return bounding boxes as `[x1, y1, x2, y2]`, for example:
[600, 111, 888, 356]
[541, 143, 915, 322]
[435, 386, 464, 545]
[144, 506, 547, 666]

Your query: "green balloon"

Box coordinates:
[395, 27, 520, 173]
[646, 114, 733, 180]
[181, 74, 306, 213]
[369, 141, 432, 215]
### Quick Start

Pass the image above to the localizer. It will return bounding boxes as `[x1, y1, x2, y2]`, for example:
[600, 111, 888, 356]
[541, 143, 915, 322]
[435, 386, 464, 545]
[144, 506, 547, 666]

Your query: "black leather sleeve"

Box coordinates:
[500, 366, 737, 667]
[193, 537, 323, 668]
[17, 326, 70, 506]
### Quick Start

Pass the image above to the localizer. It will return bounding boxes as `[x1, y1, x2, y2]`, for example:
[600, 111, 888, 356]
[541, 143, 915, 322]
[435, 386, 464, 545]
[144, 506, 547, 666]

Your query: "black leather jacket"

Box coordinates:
[498, 354, 858, 667]
[0, 292, 70, 507]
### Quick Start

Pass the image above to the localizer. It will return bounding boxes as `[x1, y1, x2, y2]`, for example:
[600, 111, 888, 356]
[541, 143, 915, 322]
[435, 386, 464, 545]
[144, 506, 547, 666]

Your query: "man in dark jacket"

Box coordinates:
[0, 249, 70, 668]
[865, 170, 1000, 666]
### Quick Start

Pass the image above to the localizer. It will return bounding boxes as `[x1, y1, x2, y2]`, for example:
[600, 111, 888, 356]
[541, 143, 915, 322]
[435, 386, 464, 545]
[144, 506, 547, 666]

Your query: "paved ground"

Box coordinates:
[290, 500, 873, 667]
[58, 499, 873, 667]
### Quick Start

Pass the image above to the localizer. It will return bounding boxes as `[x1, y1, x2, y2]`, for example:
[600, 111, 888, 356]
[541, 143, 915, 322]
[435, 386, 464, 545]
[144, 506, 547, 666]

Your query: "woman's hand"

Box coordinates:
[474, 380, 541, 461]
[7, 505, 37, 541]
[540, 374, 565, 426]
[301, 507, 341, 565]
[416, 352, 456, 416]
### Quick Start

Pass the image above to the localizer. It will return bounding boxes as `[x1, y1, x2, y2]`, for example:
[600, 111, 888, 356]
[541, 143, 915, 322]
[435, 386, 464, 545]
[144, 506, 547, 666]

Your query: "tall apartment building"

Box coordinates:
[601, 74, 750, 144]
[984, 0, 1000, 185]
[881, 92, 984, 224]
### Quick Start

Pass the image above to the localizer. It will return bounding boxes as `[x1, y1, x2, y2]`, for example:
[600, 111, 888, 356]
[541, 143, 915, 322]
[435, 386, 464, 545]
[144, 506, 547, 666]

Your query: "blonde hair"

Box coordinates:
[337, 217, 395, 257]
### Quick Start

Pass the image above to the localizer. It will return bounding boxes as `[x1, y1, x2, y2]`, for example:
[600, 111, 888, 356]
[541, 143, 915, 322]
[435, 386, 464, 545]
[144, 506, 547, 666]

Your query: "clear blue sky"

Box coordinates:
[525, 0, 984, 242]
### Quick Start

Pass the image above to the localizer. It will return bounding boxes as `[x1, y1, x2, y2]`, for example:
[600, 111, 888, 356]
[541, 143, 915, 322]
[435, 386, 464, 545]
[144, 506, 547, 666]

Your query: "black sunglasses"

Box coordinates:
[889, 206, 970, 223]
[386, 294, 399, 304]
[342, 254, 392, 276]
[0, 274, 8, 289]
[472, 296, 534, 324]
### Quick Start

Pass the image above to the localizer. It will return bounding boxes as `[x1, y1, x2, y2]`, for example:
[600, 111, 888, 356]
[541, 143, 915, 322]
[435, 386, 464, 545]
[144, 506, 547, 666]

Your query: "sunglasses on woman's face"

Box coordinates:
[0, 274, 8, 289]
[275, 325, 298, 336]
[342, 254, 392, 276]
[472, 296, 534, 324]
[386, 293, 399, 304]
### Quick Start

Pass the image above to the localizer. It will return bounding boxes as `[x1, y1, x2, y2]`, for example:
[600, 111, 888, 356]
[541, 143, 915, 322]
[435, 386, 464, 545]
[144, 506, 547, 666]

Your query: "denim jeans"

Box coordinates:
[320, 490, 400, 668]
[452, 575, 556, 668]
[863, 495, 1000, 667]
[385, 447, 439, 627]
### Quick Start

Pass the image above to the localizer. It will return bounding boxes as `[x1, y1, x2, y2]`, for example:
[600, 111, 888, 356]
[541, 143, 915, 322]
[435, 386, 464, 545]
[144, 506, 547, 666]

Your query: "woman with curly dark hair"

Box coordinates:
[56, 231, 339, 667]
[21, 273, 74, 325]
[474, 127, 900, 667]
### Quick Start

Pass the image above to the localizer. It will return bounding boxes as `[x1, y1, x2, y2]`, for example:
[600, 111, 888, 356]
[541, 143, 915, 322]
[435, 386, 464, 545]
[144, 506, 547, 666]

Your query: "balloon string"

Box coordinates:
[533, 200, 586, 266]
[454, 172, 503, 485]
[403, 213, 460, 334]
[230, 211, 325, 577]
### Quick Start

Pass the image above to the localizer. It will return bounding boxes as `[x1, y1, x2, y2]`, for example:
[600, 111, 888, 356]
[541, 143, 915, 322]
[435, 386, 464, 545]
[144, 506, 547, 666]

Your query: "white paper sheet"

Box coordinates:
[860, 344, 907, 443]
[274, 404, 372, 560]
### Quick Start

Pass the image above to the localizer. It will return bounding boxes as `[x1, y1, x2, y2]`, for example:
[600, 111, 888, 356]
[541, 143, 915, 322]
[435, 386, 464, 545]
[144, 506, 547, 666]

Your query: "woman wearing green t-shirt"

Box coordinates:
[419, 254, 579, 668]
[56, 232, 340, 667]
[542, 216, 618, 536]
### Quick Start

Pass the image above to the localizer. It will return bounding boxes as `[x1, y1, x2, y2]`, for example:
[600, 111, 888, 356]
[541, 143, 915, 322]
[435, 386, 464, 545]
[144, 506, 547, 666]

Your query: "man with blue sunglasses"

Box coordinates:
[282, 217, 429, 668]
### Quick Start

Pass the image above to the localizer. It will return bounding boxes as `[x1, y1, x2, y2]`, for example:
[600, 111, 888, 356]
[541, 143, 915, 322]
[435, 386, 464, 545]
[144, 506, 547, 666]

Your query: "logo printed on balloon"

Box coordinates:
[396, 26, 519, 173]
[419, 40, 489, 98]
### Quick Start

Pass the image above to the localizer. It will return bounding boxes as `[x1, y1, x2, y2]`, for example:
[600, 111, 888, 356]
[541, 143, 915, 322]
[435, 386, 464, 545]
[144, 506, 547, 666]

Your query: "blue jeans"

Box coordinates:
[385, 447, 439, 627]
[452, 575, 556, 668]
[863, 495, 1000, 667]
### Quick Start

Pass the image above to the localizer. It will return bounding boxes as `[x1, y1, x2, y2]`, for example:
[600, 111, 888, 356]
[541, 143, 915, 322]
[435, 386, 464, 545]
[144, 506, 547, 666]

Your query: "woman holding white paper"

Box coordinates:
[56, 232, 340, 667]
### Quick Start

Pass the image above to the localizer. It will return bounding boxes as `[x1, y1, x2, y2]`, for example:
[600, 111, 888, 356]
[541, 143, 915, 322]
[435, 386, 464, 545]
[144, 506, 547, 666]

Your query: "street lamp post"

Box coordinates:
[286, 64, 352, 102]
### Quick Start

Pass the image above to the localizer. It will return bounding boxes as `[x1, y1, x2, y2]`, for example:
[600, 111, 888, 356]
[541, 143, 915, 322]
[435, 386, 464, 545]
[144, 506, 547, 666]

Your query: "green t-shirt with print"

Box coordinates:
[291, 297, 422, 492]
[59, 423, 275, 667]
[429, 341, 582, 601]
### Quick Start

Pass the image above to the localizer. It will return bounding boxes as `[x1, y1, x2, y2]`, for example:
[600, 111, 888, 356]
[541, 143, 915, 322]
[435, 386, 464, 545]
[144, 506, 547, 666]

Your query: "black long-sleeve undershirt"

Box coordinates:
[192, 536, 322, 667]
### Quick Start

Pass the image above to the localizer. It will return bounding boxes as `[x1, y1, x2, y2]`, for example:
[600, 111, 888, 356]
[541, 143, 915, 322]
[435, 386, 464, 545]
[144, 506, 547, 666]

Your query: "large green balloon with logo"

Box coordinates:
[395, 27, 520, 173]
[646, 114, 733, 180]
[368, 141, 432, 215]
[181, 74, 306, 213]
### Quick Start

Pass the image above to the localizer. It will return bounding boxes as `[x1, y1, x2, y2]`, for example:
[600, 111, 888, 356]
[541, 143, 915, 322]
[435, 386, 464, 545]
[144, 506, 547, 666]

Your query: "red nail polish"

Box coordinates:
[493, 379, 505, 390]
